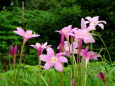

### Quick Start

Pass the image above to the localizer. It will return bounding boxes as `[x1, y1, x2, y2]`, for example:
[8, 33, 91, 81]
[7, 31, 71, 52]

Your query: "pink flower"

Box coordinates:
[72, 28, 95, 43]
[85, 16, 106, 31]
[56, 25, 72, 39]
[40, 47, 68, 72]
[64, 41, 78, 56]
[30, 42, 49, 56]
[81, 46, 100, 63]
[96, 71, 106, 81]
[10, 45, 17, 57]
[10, 45, 17, 64]
[13, 27, 40, 41]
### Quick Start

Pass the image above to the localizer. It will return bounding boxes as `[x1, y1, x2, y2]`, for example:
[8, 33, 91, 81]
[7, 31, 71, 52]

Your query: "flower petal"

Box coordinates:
[81, 46, 89, 56]
[14, 27, 25, 36]
[46, 47, 54, 57]
[36, 43, 41, 48]
[87, 25, 96, 31]
[99, 21, 107, 24]
[44, 62, 53, 70]
[54, 62, 63, 72]
[96, 74, 103, 80]
[58, 56, 68, 62]
[85, 16, 93, 22]
[31, 34, 40, 37]
[92, 54, 100, 59]
[100, 71, 105, 80]
[84, 36, 95, 43]
[98, 24, 104, 30]
[30, 45, 39, 51]
[81, 18, 87, 29]
[56, 52, 65, 57]
[40, 55, 49, 62]
[26, 30, 32, 35]
[17, 27, 25, 31]
[93, 16, 99, 22]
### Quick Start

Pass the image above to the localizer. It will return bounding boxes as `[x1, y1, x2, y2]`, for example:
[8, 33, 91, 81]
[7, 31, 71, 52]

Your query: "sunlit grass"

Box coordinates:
[0, 62, 114, 86]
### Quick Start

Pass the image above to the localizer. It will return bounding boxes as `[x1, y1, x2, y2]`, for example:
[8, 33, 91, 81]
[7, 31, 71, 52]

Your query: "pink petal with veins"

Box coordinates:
[54, 62, 63, 72]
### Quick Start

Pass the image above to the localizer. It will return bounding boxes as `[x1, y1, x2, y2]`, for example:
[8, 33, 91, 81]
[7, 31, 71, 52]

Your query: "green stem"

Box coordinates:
[77, 39, 82, 63]
[9, 51, 11, 70]
[98, 48, 105, 62]
[19, 39, 26, 64]
[59, 66, 64, 86]
[96, 34, 112, 63]
[38, 55, 41, 86]
[41, 75, 49, 86]
[84, 62, 88, 86]
[70, 55, 74, 86]
[22, 1, 25, 27]
[104, 80, 106, 86]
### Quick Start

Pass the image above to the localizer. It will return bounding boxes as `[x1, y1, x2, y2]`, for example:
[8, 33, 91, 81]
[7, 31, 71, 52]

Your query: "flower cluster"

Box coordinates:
[56, 16, 106, 57]
[13, 16, 106, 72]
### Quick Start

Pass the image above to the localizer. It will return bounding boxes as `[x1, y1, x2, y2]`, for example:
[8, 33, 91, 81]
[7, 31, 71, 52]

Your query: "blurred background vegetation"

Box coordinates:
[0, 0, 115, 70]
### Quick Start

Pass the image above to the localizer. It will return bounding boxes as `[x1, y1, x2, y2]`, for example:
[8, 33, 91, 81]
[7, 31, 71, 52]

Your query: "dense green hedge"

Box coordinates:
[0, 0, 114, 68]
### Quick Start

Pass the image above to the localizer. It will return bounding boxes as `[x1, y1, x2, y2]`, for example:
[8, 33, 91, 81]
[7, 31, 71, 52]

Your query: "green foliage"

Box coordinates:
[0, 0, 114, 68]
[0, 62, 114, 86]
[0, 5, 82, 66]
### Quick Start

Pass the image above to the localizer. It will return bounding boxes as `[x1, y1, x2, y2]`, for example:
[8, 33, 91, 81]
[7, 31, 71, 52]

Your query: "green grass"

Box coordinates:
[0, 62, 115, 86]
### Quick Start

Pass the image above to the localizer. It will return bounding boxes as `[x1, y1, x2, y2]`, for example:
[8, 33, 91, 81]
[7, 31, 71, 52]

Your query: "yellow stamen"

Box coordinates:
[25, 33, 31, 36]
[51, 57, 57, 63]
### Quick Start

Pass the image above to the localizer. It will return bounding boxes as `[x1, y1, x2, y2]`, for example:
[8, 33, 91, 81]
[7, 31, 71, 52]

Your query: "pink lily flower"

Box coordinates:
[13, 27, 40, 41]
[96, 71, 106, 81]
[64, 41, 78, 56]
[80, 46, 100, 63]
[85, 16, 106, 31]
[56, 25, 72, 39]
[40, 47, 68, 72]
[30, 42, 50, 56]
[10, 45, 17, 57]
[72, 28, 95, 43]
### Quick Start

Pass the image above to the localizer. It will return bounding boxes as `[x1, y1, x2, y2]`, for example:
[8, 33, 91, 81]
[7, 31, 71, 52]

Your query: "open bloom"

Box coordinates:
[96, 71, 106, 81]
[40, 47, 68, 72]
[85, 16, 106, 31]
[10, 45, 17, 57]
[81, 46, 100, 63]
[30, 42, 50, 56]
[71, 28, 95, 43]
[13, 27, 40, 41]
[56, 25, 72, 39]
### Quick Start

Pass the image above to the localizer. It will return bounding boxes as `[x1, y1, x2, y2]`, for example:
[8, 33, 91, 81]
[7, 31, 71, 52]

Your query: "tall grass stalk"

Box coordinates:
[96, 33, 112, 63]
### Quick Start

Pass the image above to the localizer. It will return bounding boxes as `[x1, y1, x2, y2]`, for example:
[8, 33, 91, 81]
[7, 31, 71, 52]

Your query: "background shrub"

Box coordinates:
[0, 0, 114, 69]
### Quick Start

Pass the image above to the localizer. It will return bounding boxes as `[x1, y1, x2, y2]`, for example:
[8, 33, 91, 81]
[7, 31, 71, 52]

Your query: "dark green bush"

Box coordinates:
[0, 5, 82, 66]
[0, 0, 114, 68]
